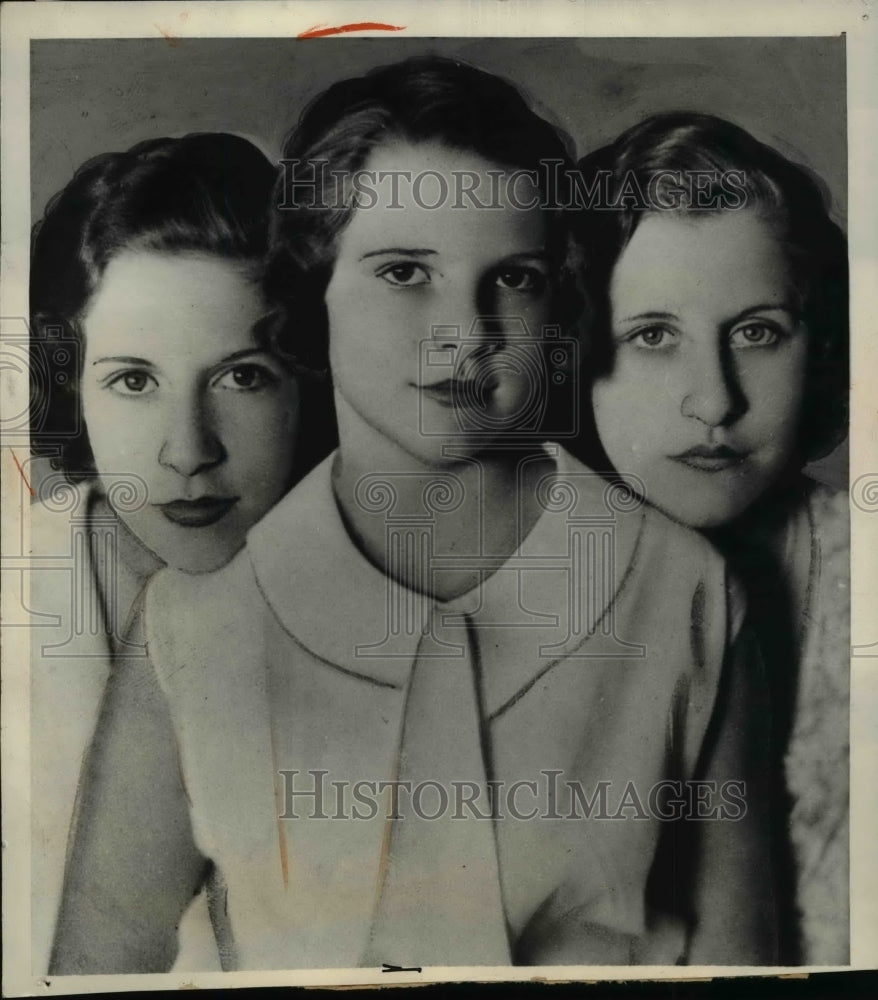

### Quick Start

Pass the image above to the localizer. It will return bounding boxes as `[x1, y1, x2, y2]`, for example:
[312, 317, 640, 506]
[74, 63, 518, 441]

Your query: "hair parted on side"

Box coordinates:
[574, 111, 848, 467]
[30, 132, 278, 480]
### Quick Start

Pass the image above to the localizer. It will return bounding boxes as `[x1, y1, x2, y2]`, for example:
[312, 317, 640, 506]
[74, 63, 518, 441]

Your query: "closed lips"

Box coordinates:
[419, 377, 498, 405]
[669, 446, 747, 471]
[154, 497, 238, 527]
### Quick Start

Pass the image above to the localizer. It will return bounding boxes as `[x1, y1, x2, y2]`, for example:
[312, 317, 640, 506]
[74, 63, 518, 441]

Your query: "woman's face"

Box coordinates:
[324, 140, 553, 466]
[80, 250, 299, 572]
[591, 210, 809, 529]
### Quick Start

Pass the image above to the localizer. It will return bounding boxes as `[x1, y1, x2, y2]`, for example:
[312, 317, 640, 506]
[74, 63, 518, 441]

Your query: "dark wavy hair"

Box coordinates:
[573, 111, 849, 468]
[263, 54, 587, 436]
[30, 133, 286, 481]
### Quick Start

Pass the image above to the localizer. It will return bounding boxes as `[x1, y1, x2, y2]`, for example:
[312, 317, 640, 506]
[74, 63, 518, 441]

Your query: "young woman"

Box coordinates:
[26, 133, 322, 973]
[574, 112, 849, 964]
[60, 60, 777, 972]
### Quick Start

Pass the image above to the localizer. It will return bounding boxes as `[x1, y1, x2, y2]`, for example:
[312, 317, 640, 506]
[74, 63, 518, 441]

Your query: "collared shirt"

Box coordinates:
[147, 445, 767, 969]
[24, 484, 162, 973]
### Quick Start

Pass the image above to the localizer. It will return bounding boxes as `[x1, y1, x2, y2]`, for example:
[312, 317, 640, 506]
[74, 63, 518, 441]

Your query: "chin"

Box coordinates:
[404, 441, 480, 470]
[123, 512, 247, 575]
[640, 458, 782, 532]
[388, 427, 490, 468]
[170, 545, 244, 575]
[650, 490, 756, 532]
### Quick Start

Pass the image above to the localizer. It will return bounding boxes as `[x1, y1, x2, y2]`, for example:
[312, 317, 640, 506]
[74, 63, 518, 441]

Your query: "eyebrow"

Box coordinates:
[214, 347, 271, 364]
[729, 302, 799, 323]
[91, 356, 154, 367]
[617, 303, 799, 326]
[359, 248, 437, 261]
[359, 248, 549, 266]
[91, 348, 269, 368]
[501, 250, 550, 263]
[616, 311, 678, 325]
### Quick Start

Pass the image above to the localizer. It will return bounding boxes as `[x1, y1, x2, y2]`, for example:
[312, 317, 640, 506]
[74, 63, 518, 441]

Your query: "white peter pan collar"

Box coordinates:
[246, 444, 646, 717]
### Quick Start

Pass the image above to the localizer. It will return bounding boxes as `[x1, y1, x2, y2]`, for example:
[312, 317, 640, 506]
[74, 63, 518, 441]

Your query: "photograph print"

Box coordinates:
[0, 9, 868, 992]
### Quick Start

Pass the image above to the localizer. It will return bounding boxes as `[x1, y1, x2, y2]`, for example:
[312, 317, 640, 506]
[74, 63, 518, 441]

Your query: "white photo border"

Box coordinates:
[2, 1, 876, 994]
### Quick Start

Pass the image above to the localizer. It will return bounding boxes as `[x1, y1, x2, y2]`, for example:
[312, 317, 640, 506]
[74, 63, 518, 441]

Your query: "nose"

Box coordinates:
[680, 341, 745, 428]
[158, 392, 225, 477]
[431, 281, 522, 363]
[429, 281, 485, 350]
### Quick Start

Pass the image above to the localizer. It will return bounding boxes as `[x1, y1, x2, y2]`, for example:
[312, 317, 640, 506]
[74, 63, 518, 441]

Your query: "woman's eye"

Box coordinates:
[494, 267, 546, 294]
[214, 364, 276, 391]
[377, 263, 431, 287]
[106, 371, 157, 395]
[629, 326, 672, 349]
[729, 323, 782, 348]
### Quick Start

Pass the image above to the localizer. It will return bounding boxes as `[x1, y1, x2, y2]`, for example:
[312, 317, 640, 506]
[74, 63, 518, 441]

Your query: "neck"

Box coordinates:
[706, 469, 810, 555]
[89, 491, 164, 648]
[331, 404, 554, 601]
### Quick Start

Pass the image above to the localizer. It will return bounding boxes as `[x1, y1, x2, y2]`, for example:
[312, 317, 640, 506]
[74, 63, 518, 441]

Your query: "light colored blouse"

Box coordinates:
[773, 480, 850, 964]
[707, 476, 849, 965]
[24, 482, 217, 975]
[147, 445, 777, 969]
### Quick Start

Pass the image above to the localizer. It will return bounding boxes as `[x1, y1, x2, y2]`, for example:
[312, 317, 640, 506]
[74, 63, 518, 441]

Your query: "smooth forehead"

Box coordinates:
[82, 250, 264, 348]
[610, 210, 794, 314]
[336, 139, 547, 256]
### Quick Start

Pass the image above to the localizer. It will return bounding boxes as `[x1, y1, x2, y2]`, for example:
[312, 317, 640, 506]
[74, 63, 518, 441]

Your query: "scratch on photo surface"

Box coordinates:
[275, 810, 290, 890]
[270, 740, 290, 889]
[11, 449, 34, 497]
[297, 22, 406, 40]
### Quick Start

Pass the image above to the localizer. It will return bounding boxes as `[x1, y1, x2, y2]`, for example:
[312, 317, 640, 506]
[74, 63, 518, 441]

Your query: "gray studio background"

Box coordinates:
[30, 36, 847, 486]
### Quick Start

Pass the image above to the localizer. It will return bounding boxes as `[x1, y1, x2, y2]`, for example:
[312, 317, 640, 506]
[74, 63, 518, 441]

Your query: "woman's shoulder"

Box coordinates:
[801, 477, 850, 632]
[145, 548, 266, 675]
[148, 547, 260, 621]
[553, 444, 734, 626]
[27, 481, 103, 628]
[803, 477, 850, 559]
[765, 477, 849, 595]
[784, 479, 850, 963]
[28, 479, 96, 552]
[554, 443, 728, 569]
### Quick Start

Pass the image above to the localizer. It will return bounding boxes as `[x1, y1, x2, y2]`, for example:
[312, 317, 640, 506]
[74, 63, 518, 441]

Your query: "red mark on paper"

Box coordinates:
[11, 450, 34, 497]
[297, 22, 405, 40]
[155, 23, 181, 47]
